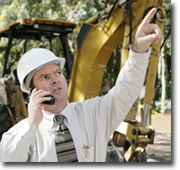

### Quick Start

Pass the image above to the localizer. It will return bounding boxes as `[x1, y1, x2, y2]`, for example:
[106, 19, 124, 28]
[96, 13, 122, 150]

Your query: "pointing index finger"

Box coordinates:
[141, 8, 157, 26]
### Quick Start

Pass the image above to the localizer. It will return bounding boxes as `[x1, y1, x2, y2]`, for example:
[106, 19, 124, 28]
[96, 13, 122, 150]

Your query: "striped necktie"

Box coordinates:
[53, 114, 78, 162]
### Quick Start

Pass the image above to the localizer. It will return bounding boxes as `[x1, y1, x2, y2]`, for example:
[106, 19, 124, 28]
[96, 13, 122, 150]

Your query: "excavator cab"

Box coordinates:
[0, 18, 76, 80]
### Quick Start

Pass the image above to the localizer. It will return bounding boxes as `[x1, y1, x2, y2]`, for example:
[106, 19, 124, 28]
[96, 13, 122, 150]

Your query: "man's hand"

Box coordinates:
[132, 8, 161, 53]
[28, 88, 52, 127]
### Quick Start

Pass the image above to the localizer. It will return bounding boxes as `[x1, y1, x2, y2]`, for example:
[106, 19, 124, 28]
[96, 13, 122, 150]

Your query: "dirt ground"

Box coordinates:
[146, 133, 171, 162]
[146, 108, 171, 162]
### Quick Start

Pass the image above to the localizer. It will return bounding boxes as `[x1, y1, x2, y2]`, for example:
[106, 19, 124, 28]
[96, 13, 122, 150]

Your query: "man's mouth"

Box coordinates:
[53, 87, 61, 92]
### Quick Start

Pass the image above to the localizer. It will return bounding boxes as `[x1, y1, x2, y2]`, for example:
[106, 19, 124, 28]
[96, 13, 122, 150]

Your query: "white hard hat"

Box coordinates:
[17, 48, 65, 93]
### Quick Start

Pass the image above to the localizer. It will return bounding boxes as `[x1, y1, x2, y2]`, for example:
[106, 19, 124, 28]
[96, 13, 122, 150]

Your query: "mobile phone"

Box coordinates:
[30, 88, 55, 105]
[42, 95, 55, 105]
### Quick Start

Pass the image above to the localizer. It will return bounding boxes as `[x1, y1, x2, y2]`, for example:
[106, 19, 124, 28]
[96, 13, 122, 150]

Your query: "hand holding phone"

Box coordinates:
[31, 88, 55, 105]
[28, 88, 55, 127]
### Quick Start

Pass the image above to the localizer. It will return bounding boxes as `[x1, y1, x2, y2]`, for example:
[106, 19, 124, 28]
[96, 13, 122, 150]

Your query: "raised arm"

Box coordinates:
[97, 8, 162, 138]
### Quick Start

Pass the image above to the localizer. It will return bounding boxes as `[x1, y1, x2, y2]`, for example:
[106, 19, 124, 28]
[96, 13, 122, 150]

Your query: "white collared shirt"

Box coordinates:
[0, 48, 150, 162]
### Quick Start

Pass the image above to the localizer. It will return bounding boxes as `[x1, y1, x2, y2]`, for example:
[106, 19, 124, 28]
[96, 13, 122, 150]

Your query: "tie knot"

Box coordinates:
[53, 114, 64, 125]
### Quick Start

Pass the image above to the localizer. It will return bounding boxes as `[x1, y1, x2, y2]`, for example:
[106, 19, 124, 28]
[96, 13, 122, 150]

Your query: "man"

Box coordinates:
[0, 8, 161, 162]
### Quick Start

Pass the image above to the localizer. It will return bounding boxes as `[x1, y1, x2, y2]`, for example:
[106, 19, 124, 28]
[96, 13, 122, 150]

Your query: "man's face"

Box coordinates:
[33, 64, 68, 104]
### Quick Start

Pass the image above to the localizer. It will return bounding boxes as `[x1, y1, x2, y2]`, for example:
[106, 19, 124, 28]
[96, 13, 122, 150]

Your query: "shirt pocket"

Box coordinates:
[79, 145, 94, 162]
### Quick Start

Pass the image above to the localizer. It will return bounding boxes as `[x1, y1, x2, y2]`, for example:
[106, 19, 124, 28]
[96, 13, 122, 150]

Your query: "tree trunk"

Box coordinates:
[161, 36, 168, 114]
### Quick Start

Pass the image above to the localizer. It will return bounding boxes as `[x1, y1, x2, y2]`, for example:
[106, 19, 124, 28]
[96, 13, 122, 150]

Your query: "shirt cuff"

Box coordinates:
[128, 46, 151, 67]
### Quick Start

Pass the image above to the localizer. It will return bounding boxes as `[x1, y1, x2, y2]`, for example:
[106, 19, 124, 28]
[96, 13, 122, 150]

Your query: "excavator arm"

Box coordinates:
[68, 1, 127, 102]
[68, 0, 165, 103]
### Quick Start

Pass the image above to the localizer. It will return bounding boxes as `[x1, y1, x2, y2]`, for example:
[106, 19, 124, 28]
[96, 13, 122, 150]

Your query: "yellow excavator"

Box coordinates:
[0, 0, 166, 162]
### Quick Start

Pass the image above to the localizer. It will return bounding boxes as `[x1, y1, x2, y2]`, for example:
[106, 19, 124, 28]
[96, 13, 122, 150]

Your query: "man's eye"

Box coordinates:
[41, 76, 47, 80]
[57, 70, 61, 75]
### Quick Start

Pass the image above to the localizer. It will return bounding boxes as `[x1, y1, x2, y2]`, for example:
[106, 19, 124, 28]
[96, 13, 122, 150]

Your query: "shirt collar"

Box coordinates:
[42, 101, 72, 129]
[60, 101, 72, 124]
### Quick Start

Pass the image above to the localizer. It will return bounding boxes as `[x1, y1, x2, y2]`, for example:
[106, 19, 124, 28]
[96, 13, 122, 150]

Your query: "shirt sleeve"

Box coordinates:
[96, 47, 151, 140]
[0, 119, 38, 162]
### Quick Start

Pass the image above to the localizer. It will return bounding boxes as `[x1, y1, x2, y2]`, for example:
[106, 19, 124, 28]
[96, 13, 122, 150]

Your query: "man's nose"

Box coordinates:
[51, 75, 59, 85]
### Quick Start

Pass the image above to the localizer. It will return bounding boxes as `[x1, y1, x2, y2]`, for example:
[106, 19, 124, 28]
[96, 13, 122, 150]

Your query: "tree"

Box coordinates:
[156, 0, 171, 113]
[160, 35, 168, 113]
